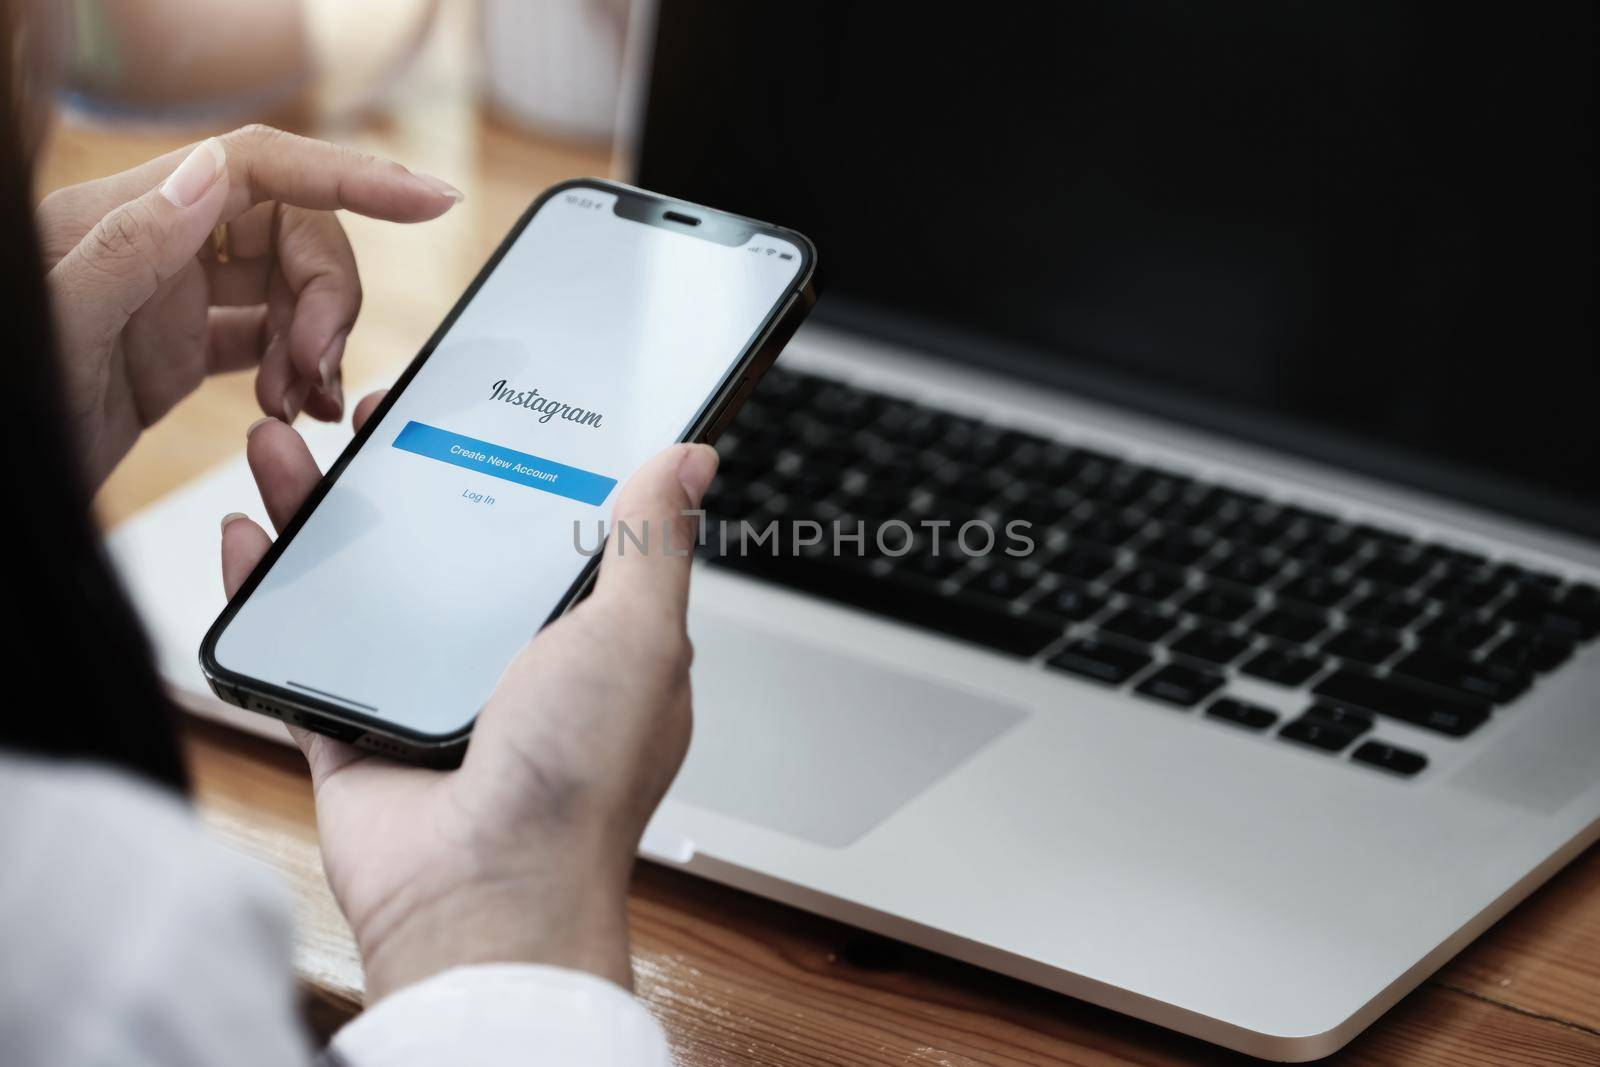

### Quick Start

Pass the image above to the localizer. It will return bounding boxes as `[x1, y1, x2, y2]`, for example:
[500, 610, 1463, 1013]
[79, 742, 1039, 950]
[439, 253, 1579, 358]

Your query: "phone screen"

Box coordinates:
[210, 183, 807, 738]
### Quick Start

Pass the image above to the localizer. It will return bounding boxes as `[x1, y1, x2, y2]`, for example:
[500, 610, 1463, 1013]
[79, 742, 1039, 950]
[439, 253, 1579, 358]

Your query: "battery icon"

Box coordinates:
[778, 252, 794, 260]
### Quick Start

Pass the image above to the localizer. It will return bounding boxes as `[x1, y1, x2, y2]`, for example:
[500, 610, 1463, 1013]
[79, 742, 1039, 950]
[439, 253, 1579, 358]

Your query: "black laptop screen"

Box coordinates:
[636, 2, 1597, 537]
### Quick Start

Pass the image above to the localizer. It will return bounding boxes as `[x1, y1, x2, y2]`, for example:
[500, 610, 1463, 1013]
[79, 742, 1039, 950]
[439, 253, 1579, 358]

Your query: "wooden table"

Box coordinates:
[46, 28, 1599, 1067]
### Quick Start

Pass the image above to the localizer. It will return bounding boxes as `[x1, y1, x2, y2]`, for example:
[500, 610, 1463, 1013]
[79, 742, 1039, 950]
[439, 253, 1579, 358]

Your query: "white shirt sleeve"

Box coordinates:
[0, 754, 310, 1067]
[328, 965, 672, 1067]
[1, 754, 672, 1067]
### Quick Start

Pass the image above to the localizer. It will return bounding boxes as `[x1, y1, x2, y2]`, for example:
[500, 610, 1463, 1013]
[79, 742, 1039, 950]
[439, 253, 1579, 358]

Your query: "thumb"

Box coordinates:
[51, 138, 230, 338]
[591, 444, 719, 622]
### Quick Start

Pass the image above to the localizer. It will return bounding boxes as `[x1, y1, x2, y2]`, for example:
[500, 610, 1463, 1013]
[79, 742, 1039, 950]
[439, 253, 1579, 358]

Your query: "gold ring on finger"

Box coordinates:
[211, 221, 232, 264]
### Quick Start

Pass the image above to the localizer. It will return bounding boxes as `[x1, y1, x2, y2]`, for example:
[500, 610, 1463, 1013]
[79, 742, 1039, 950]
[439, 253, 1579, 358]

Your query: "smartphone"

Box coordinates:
[201, 179, 817, 765]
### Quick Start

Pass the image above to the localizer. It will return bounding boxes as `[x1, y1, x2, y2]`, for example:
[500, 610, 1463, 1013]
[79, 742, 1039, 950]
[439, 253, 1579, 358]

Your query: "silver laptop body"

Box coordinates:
[618, 2, 1600, 1059]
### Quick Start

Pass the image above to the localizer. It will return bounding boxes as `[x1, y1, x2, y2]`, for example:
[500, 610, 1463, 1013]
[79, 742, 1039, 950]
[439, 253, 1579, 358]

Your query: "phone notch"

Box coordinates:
[612, 188, 752, 246]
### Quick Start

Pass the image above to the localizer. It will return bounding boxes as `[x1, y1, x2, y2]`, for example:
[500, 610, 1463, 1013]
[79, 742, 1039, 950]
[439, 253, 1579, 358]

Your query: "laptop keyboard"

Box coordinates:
[698, 365, 1599, 778]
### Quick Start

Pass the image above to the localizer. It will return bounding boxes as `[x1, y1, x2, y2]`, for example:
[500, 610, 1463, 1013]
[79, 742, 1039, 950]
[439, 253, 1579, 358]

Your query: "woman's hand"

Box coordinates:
[37, 125, 461, 488]
[219, 398, 717, 999]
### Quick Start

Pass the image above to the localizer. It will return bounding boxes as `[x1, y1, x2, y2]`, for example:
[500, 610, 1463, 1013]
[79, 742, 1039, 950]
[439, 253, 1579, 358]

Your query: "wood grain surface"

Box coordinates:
[42, 7, 1598, 1063]
[182, 717, 1599, 1066]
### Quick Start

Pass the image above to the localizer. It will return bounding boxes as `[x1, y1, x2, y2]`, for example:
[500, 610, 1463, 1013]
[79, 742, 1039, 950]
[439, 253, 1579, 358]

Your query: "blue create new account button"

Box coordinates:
[392, 421, 617, 506]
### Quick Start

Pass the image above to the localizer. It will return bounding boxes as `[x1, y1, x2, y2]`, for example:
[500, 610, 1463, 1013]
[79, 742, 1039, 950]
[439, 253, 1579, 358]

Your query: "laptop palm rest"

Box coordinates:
[673, 608, 1028, 848]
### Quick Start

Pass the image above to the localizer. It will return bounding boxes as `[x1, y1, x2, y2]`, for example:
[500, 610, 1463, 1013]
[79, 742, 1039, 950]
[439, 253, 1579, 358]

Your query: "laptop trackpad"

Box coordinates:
[672, 608, 1028, 848]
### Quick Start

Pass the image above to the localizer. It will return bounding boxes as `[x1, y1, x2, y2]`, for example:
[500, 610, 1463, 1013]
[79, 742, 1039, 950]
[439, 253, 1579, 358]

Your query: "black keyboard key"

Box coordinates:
[717, 553, 1060, 657]
[1498, 589, 1600, 640]
[895, 550, 970, 584]
[1074, 510, 1146, 548]
[1048, 637, 1154, 685]
[1252, 607, 1328, 644]
[1349, 523, 1413, 551]
[1351, 741, 1429, 777]
[1344, 595, 1426, 632]
[1278, 718, 1362, 753]
[753, 366, 821, 407]
[1216, 509, 1292, 549]
[1090, 467, 1157, 507]
[1283, 531, 1362, 569]
[1357, 552, 1436, 590]
[1029, 581, 1106, 622]
[1563, 581, 1599, 611]
[1208, 488, 1271, 519]
[1278, 571, 1358, 610]
[775, 469, 840, 502]
[840, 485, 916, 520]
[1113, 568, 1187, 603]
[1426, 572, 1503, 609]
[930, 470, 1004, 508]
[966, 564, 1033, 602]
[1415, 615, 1498, 654]
[1323, 627, 1403, 666]
[1135, 664, 1225, 708]
[1206, 549, 1281, 589]
[1205, 698, 1279, 731]
[1140, 528, 1214, 568]
[1064, 451, 1119, 487]
[1420, 544, 1488, 570]
[1044, 545, 1118, 583]
[1181, 584, 1258, 623]
[1300, 703, 1374, 734]
[997, 494, 1075, 530]
[1485, 631, 1574, 673]
[1312, 670, 1490, 736]
[1389, 649, 1531, 704]
[1100, 605, 1180, 644]
[1155, 486, 1225, 526]
[1240, 647, 1324, 687]
[801, 443, 865, 472]
[1170, 626, 1253, 666]
[914, 498, 986, 535]
[808, 384, 884, 430]
[703, 485, 761, 521]
[1494, 562, 1563, 590]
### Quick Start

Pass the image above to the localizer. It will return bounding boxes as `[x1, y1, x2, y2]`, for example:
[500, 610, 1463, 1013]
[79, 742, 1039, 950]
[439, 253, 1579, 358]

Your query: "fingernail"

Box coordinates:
[325, 376, 344, 420]
[221, 511, 248, 533]
[676, 444, 719, 508]
[161, 138, 226, 208]
[283, 380, 311, 424]
[318, 331, 348, 391]
[412, 172, 465, 203]
[247, 416, 276, 436]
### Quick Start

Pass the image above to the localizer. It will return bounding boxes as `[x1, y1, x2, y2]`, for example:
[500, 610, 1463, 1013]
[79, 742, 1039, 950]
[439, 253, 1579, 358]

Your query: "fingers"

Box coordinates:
[286, 725, 370, 783]
[220, 512, 273, 598]
[45, 126, 460, 244]
[220, 411, 380, 785]
[245, 417, 324, 532]
[207, 305, 270, 374]
[591, 444, 719, 623]
[352, 389, 388, 432]
[276, 207, 359, 416]
[213, 124, 461, 224]
[47, 139, 231, 346]
[206, 204, 357, 422]
[222, 397, 382, 598]
[253, 329, 301, 423]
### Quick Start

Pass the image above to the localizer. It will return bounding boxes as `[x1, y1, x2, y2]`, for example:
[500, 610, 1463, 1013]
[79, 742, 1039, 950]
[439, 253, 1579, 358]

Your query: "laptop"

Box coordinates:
[616, 2, 1598, 1060]
[108, 2, 1595, 1060]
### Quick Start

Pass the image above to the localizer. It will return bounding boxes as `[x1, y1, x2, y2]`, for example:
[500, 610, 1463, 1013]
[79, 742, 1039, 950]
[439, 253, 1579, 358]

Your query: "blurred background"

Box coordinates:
[35, 0, 631, 527]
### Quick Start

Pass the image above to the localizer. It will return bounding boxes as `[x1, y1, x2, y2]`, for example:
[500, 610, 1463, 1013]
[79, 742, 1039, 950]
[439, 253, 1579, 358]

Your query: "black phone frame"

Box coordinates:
[199, 178, 818, 766]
